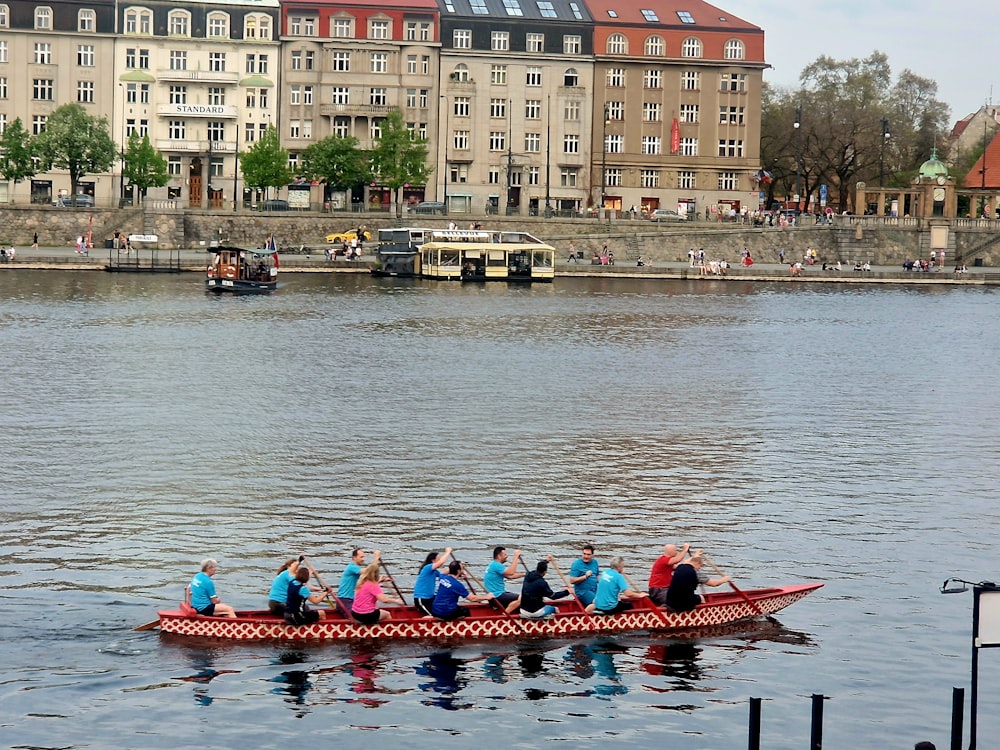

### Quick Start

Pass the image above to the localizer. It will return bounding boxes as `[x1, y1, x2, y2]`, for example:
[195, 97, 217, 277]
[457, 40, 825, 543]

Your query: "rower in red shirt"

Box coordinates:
[648, 543, 690, 607]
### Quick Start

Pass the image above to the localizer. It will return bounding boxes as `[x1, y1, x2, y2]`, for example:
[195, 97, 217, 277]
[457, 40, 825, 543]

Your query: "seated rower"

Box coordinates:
[351, 563, 404, 624]
[431, 561, 493, 621]
[664, 553, 730, 613]
[413, 547, 453, 617]
[586, 556, 647, 615]
[336, 548, 381, 618]
[647, 543, 689, 607]
[519, 558, 570, 619]
[190, 558, 236, 618]
[284, 566, 332, 626]
[267, 557, 301, 616]
[484, 545, 525, 612]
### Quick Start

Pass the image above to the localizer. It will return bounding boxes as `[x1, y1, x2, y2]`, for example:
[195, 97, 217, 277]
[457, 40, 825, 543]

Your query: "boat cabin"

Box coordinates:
[419, 230, 555, 282]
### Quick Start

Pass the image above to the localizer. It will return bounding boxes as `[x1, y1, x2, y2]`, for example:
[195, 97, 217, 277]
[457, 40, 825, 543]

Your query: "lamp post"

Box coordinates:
[981, 119, 988, 218]
[118, 83, 127, 207]
[600, 102, 609, 215]
[879, 118, 890, 186]
[793, 105, 802, 210]
[544, 95, 552, 218]
[441, 95, 449, 217]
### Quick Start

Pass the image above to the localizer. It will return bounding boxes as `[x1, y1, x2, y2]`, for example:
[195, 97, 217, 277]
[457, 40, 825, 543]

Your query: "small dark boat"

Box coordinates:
[206, 244, 278, 294]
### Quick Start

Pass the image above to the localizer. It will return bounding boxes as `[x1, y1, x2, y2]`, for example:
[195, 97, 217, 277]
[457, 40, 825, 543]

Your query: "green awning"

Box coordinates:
[119, 71, 156, 83]
[239, 75, 274, 88]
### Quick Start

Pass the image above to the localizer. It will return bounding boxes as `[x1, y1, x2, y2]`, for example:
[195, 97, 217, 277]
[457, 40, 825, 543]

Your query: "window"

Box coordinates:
[422, 56, 430, 75]
[680, 137, 698, 156]
[168, 156, 181, 175]
[491, 31, 509, 51]
[290, 17, 302, 34]
[537, 1, 556, 18]
[563, 100, 579, 120]
[332, 52, 350, 72]
[717, 139, 744, 157]
[643, 102, 661, 122]
[405, 21, 417, 40]
[208, 87, 225, 105]
[209, 52, 226, 72]
[718, 171, 739, 190]
[605, 168, 621, 187]
[77, 45, 95, 67]
[489, 131, 505, 151]
[680, 103, 699, 123]
[125, 82, 138, 103]
[454, 130, 469, 149]
[305, 51, 314, 70]
[526, 67, 541, 86]
[369, 20, 389, 39]
[452, 64, 470, 82]
[681, 37, 702, 57]
[677, 11, 695, 23]
[605, 134, 623, 153]
[641, 8, 659, 22]
[259, 16, 271, 39]
[564, 68, 579, 87]
[720, 106, 745, 124]
[524, 133, 540, 152]
[560, 168, 578, 187]
[331, 87, 349, 104]
[34, 6, 51, 29]
[170, 51, 187, 71]
[370, 53, 387, 73]
[32, 79, 53, 100]
[289, 120, 301, 138]
[0, 114, 6, 133]
[0, 5, 7, 27]
[490, 98, 506, 118]
[525, 99, 540, 119]
[563, 134, 580, 153]
[605, 101, 623, 120]
[333, 18, 352, 37]
[78, 9, 94, 32]
[606, 68, 625, 87]
[724, 39, 745, 60]
[169, 11, 189, 36]
[419, 22, 430, 40]
[169, 86, 186, 104]
[453, 29, 471, 49]
[291, 50, 302, 70]
[526, 33, 544, 52]
[126, 48, 150, 69]
[528, 166, 539, 185]
[645, 35, 664, 56]
[208, 13, 228, 37]
[291, 85, 302, 105]
[470, 0, 488, 13]
[642, 136, 661, 155]
[454, 97, 470, 116]
[208, 121, 225, 142]
[77, 80, 94, 103]
[488, 167, 500, 184]
[210, 157, 223, 178]
[678, 170, 696, 189]
[721, 73, 747, 92]
[681, 71, 700, 90]
[503, 0, 523, 15]
[332, 116, 349, 137]
[32, 115, 46, 135]
[0, 77, 6, 98]
[34, 43, 52, 65]
[370, 87, 387, 105]
[640, 169, 659, 188]
[644, 69, 662, 89]
[563, 35, 581, 54]
[169, 120, 185, 139]
[124, 9, 152, 34]
[138, 84, 149, 103]
[509, 170, 521, 186]
[407, 55, 417, 74]
[607, 34, 627, 54]
[491, 65, 507, 84]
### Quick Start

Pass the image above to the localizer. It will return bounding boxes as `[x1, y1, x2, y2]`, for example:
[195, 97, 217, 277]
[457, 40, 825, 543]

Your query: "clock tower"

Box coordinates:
[911, 148, 956, 218]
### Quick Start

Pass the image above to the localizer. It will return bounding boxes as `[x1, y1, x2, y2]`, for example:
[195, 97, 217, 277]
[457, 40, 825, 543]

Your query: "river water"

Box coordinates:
[1, 270, 998, 749]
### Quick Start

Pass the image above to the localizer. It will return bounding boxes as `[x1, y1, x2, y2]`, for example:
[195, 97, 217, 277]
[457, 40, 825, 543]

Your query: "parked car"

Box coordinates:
[55, 194, 95, 207]
[408, 201, 446, 215]
[258, 199, 289, 211]
[325, 228, 373, 243]
[649, 208, 686, 222]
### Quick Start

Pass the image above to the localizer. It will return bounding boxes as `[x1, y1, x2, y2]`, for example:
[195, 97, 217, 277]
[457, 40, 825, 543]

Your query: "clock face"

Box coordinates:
[937, 176, 947, 185]
[912, 176, 921, 185]
[934, 187, 945, 202]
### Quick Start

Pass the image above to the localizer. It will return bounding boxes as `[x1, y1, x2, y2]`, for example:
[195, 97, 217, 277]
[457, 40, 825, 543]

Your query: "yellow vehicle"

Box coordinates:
[324, 228, 372, 244]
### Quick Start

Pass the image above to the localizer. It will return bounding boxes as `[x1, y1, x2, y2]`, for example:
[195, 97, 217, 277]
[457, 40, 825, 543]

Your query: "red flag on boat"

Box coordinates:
[670, 118, 680, 155]
[266, 235, 279, 267]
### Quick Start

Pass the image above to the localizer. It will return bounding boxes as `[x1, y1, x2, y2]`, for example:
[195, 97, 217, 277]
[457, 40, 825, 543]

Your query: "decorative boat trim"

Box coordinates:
[155, 583, 821, 641]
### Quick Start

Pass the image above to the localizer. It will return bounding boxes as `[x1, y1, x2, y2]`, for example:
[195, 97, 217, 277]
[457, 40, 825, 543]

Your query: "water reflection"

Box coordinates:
[416, 651, 473, 710]
[172, 646, 239, 706]
[564, 642, 629, 696]
[268, 651, 312, 715]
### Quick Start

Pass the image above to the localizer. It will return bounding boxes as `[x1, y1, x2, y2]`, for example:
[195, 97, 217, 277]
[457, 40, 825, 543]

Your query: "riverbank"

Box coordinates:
[4, 245, 997, 286]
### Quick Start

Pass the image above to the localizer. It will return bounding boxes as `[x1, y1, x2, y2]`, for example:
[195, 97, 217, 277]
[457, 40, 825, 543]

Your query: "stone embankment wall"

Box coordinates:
[1, 205, 995, 267]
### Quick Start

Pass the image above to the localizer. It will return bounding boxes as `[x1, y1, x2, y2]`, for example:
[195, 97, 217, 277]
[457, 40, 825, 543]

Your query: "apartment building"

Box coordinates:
[278, 0, 440, 209]
[437, 0, 593, 216]
[585, 0, 764, 218]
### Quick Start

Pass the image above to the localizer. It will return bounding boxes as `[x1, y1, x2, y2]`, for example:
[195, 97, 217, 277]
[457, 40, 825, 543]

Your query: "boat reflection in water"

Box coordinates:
[416, 651, 474, 710]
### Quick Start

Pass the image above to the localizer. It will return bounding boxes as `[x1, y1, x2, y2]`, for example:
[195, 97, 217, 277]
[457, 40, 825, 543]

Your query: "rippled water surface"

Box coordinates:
[2, 271, 998, 749]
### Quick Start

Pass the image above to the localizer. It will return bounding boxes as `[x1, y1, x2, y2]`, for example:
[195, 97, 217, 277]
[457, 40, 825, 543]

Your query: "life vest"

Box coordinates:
[284, 580, 309, 625]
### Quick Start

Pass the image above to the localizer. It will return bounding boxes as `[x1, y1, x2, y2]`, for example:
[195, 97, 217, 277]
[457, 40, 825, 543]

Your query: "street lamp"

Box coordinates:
[441, 95, 449, 217]
[981, 119, 988, 218]
[794, 105, 802, 209]
[600, 103, 610, 214]
[118, 83, 127, 207]
[544, 95, 552, 218]
[879, 118, 890, 187]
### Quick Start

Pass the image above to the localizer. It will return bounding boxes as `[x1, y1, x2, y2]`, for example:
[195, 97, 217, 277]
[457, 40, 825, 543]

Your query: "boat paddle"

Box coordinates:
[299, 555, 343, 614]
[549, 557, 596, 622]
[622, 570, 672, 628]
[133, 618, 161, 632]
[702, 554, 766, 618]
[451, 552, 524, 633]
[379, 559, 408, 606]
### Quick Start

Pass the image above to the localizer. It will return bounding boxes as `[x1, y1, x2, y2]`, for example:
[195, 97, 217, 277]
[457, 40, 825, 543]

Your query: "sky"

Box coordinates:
[725, 0, 992, 123]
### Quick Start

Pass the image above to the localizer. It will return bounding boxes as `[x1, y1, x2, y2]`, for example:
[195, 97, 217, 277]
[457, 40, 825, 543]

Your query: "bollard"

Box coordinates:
[951, 686, 964, 750]
[748, 696, 761, 750]
[810, 693, 825, 749]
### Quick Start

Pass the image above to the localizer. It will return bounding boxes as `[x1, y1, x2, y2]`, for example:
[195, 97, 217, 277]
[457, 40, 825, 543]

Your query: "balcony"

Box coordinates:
[156, 104, 239, 119]
[155, 69, 240, 84]
[154, 139, 237, 153]
[319, 103, 395, 116]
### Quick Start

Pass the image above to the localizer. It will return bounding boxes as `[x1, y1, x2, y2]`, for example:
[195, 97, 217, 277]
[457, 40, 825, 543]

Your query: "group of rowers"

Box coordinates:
[187, 542, 730, 626]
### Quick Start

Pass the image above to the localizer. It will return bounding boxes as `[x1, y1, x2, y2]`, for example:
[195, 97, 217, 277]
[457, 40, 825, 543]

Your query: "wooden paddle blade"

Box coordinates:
[132, 619, 161, 631]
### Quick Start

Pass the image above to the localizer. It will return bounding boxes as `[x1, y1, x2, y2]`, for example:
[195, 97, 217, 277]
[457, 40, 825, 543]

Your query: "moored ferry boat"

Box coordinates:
[370, 226, 433, 278]
[152, 583, 821, 641]
[206, 244, 279, 294]
[419, 229, 555, 282]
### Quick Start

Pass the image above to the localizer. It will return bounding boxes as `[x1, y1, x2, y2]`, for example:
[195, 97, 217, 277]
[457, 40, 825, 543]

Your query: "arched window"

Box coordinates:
[606, 33, 627, 55]
[724, 39, 745, 60]
[563, 68, 579, 86]
[207, 12, 229, 38]
[452, 63, 470, 82]
[34, 6, 52, 30]
[78, 8, 95, 31]
[168, 10, 190, 36]
[644, 35, 664, 56]
[0, 5, 10, 27]
[681, 36, 702, 58]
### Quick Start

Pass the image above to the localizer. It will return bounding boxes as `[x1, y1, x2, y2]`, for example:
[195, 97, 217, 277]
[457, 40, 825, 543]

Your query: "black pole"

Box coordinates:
[952, 686, 965, 750]
[232, 127, 239, 213]
[970, 587, 981, 749]
[809, 693, 824, 750]
[747, 696, 761, 750]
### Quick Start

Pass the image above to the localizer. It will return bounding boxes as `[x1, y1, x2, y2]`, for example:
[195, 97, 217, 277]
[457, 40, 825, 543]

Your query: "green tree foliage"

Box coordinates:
[123, 132, 169, 198]
[761, 51, 950, 211]
[368, 110, 431, 218]
[301, 135, 368, 190]
[239, 125, 291, 196]
[0, 117, 36, 200]
[32, 103, 116, 198]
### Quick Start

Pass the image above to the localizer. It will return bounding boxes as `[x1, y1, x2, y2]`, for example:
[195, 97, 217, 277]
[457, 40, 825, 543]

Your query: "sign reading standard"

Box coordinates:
[171, 104, 227, 115]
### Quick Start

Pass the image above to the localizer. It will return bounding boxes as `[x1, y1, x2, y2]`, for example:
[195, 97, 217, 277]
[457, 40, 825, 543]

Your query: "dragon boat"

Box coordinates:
[154, 583, 822, 642]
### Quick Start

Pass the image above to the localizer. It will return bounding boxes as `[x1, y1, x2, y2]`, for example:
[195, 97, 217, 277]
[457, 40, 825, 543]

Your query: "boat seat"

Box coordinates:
[180, 600, 197, 616]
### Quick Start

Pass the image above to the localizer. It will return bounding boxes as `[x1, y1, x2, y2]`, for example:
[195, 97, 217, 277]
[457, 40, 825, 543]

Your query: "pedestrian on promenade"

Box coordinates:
[31, 232, 38, 249]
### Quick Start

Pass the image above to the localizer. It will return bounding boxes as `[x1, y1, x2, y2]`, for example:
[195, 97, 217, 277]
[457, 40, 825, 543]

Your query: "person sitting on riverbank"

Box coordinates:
[431, 561, 494, 621]
[285, 566, 332, 625]
[954, 264, 968, 273]
[268, 557, 301, 616]
[519, 559, 570, 619]
[790, 262, 802, 277]
[586, 557, 647, 615]
[352, 563, 404, 624]
[189, 558, 236, 618]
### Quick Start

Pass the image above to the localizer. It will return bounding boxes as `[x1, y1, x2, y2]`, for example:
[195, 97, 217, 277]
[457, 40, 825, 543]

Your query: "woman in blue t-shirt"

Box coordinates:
[413, 547, 453, 616]
[267, 557, 301, 616]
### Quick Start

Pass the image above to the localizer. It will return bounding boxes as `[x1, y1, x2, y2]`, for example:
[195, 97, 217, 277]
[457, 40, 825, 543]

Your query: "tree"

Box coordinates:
[123, 132, 169, 200]
[0, 118, 36, 202]
[368, 109, 431, 218]
[239, 125, 291, 198]
[32, 103, 116, 201]
[301, 135, 368, 197]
